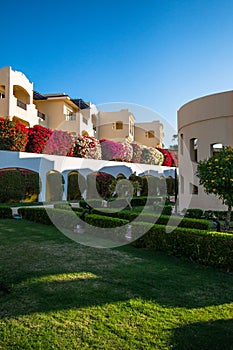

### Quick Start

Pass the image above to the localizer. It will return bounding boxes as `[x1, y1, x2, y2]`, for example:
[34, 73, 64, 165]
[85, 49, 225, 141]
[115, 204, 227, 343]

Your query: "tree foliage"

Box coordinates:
[196, 146, 233, 228]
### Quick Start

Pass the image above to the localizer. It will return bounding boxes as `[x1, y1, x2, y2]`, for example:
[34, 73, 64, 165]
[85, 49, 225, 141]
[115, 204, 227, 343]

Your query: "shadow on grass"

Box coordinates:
[0, 220, 233, 319]
[171, 319, 233, 350]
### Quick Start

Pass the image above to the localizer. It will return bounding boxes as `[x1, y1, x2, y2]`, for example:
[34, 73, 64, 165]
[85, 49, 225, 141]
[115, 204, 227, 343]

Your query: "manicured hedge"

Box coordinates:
[79, 196, 166, 209]
[184, 208, 204, 219]
[84, 214, 128, 228]
[90, 209, 209, 230]
[0, 206, 12, 218]
[131, 223, 233, 271]
[184, 208, 233, 221]
[18, 207, 128, 229]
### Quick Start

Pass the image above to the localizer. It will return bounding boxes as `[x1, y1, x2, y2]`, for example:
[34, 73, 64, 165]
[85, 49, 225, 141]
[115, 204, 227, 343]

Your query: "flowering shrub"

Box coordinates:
[26, 125, 52, 153]
[0, 117, 28, 151]
[131, 143, 143, 163]
[100, 139, 124, 161]
[87, 172, 116, 198]
[72, 135, 101, 159]
[168, 150, 178, 166]
[157, 147, 173, 166]
[120, 141, 133, 162]
[140, 146, 164, 165]
[43, 129, 74, 156]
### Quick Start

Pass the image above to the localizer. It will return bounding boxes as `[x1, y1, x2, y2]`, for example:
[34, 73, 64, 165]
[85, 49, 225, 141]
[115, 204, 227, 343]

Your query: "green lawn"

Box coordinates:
[0, 219, 233, 350]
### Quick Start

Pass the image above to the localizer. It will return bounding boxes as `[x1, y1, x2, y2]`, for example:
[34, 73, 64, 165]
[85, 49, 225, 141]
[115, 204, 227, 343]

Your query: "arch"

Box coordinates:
[67, 171, 86, 201]
[46, 170, 64, 202]
[0, 167, 40, 203]
[13, 85, 30, 105]
[86, 171, 116, 199]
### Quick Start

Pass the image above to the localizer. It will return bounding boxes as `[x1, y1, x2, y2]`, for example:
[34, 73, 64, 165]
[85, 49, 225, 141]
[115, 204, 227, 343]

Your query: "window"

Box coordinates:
[0, 85, 5, 99]
[210, 143, 223, 156]
[190, 138, 198, 162]
[129, 120, 134, 135]
[190, 183, 198, 195]
[66, 109, 76, 121]
[146, 130, 155, 138]
[116, 121, 123, 130]
[180, 133, 184, 155]
[82, 116, 88, 125]
[180, 175, 184, 194]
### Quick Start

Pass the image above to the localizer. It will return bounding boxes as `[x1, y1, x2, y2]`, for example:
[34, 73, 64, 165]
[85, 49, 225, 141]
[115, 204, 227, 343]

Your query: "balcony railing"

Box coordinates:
[37, 111, 46, 120]
[66, 114, 76, 121]
[17, 99, 27, 110]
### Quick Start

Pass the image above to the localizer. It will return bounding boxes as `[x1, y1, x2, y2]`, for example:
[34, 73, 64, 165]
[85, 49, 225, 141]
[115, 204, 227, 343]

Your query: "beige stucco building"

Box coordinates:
[0, 66, 41, 127]
[0, 66, 97, 136]
[97, 110, 164, 146]
[0, 66, 164, 146]
[97, 110, 135, 142]
[178, 90, 233, 211]
[134, 121, 164, 148]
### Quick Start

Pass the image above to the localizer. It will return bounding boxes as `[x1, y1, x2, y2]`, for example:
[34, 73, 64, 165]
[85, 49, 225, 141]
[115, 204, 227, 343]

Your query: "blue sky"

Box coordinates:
[1, 0, 233, 145]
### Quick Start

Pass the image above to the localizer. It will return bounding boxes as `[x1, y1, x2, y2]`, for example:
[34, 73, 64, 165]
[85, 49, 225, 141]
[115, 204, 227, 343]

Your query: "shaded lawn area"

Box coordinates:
[0, 219, 232, 350]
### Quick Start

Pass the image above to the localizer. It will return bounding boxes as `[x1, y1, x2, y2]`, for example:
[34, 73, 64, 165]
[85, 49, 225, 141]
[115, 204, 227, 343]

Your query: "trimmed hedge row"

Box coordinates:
[0, 206, 12, 218]
[89, 209, 209, 230]
[17, 207, 233, 270]
[185, 208, 233, 221]
[79, 196, 166, 209]
[131, 222, 233, 271]
[18, 207, 128, 229]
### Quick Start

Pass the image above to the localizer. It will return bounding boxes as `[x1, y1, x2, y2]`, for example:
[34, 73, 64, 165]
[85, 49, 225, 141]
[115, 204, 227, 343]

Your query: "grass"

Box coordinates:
[0, 219, 233, 349]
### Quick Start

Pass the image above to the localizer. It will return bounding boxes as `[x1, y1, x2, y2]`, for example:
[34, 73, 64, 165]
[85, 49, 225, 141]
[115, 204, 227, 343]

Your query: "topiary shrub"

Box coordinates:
[67, 172, 86, 200]
[47, 172, 64, 201]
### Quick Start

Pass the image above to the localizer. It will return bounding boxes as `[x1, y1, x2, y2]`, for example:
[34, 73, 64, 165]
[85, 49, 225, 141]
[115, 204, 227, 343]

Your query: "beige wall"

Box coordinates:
[134, 121, 163, 147]
[0, 66, 39, 126]
[178, 90, 233, 211]
[98, 110, 135, 142]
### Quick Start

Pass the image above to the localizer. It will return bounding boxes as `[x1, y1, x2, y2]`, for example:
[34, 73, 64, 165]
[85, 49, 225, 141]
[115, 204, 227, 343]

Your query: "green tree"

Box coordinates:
[196, 146, 233, 229]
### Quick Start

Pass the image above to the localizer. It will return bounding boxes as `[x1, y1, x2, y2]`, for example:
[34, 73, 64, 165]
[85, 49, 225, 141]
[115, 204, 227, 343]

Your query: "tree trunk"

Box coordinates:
[224, 205, 232, 230]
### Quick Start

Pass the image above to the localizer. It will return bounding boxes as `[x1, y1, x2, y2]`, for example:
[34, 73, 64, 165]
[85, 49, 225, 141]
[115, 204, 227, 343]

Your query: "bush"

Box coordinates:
[0, 170, 25, 202]
[67, 172, 86, 200]
[153, 203, 172, 216]
[47, 172, 64, 201]
[26, 125, 52, 154]
[0, 206, 12, 218]
[43, 129, 74, 156]
[84, 214, 128, 228]
[131, 223, 233, 271]
[90, 209, 209, 230]
[0, 118, 28, 151]
[184, 209, 204, 219]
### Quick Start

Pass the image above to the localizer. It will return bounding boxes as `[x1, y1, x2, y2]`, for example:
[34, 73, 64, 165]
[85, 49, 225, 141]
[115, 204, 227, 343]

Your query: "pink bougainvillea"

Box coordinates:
[100, 139, 124, 161]
[72, 135, 102, 159]
[43, 129, 74, 156]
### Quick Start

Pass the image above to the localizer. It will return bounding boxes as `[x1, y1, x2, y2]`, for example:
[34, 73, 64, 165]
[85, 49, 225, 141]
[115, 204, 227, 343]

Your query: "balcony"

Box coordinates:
[37, 111, 46, 120]
[66, 114, 76, 121]
[17, 99, 27, 110]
